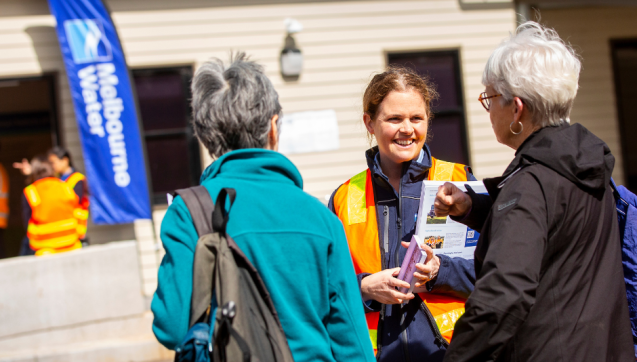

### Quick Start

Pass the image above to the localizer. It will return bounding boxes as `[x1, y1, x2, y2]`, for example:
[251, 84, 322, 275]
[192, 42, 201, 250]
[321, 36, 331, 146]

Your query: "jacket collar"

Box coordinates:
[200, 149, 303, 189]
[483, 124, 567, 199]
[364, 144, 433, 195]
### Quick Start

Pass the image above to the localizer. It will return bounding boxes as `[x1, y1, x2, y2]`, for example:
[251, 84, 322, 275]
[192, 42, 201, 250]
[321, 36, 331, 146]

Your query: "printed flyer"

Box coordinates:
[415, 181, 487, 259]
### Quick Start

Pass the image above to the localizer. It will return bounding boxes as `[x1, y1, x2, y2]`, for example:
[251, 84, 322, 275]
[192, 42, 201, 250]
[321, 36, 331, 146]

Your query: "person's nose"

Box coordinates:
[399, 118, 414, 134]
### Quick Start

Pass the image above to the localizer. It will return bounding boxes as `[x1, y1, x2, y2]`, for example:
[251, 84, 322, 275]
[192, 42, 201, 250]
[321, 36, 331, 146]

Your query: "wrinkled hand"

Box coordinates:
[434, 182, 472, 218]
[361, 268, 415, 305]
[13, 158, 32, 176]
[401, 242, 440, 287]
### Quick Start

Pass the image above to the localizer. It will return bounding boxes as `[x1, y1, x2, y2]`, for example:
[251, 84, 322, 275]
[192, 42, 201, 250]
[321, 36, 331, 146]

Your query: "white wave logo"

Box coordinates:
[64, 19, 112, 64]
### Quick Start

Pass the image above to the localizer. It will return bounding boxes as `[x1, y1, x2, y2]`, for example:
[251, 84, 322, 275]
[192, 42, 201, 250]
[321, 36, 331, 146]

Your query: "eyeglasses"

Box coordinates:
[478, 92, 502, 112]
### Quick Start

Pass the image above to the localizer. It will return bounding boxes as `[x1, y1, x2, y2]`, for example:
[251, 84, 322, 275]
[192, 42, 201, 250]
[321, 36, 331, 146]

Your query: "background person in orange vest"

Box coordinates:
[328, 66, 476, 362]
[47, 147, 89, 241]
[0, 143, 9, 259]
[14, 147, 89, 242]
[20, 155, 84, 256]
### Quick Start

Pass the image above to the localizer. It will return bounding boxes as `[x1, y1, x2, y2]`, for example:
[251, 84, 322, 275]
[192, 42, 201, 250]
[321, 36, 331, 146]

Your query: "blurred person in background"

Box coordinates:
[14, 147, 89, 242]
[21, 155, 85, 256]
[328, 66, 476, 362]
[0, 142, 8, 259]
[47, 147, 89, 241]
[152, 53, 375, 362]
[436, 22, 633, 362]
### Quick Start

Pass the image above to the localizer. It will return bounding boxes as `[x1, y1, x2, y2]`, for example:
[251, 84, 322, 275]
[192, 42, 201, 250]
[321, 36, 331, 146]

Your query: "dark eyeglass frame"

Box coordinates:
[478, 92, 502, 111]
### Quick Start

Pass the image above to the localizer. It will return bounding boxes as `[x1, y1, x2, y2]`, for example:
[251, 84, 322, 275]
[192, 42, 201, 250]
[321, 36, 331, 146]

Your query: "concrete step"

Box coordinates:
[0, 334, 174, 362]
[0, 311, 157, 353]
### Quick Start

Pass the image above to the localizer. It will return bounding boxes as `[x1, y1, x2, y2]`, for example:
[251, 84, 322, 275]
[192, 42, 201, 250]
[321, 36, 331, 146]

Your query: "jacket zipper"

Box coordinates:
[419, 302, 449, 348]
[397, 166, 411, 362]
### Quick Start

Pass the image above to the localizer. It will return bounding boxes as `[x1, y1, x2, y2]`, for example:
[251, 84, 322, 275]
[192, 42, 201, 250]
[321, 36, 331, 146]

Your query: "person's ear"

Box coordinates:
[363, 113, 375, 135]
[268, 114, 279, 151]
[512, 97, 524, 122]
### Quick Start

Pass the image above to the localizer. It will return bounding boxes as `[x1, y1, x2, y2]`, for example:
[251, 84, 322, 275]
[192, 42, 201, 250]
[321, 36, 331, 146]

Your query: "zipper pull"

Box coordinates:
[397, 218, 402, 229]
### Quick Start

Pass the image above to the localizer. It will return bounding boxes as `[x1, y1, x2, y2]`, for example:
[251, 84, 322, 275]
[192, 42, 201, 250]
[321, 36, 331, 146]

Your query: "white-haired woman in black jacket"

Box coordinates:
[435, 21, 633, 362]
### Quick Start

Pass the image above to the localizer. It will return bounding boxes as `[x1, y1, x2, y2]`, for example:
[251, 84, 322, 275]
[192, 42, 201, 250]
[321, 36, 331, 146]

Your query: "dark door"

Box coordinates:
[612, 39, 637, 192]
[0, 75, 59, 258]
[133, 66, 201, 205]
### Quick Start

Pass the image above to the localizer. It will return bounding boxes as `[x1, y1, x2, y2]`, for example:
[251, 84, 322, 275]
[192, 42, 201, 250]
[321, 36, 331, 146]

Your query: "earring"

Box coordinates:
[510, 121, 523, 135]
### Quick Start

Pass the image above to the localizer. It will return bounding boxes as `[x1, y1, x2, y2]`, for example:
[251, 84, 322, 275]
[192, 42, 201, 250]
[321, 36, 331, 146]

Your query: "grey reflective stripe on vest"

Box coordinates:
[383, 205, 389, 254]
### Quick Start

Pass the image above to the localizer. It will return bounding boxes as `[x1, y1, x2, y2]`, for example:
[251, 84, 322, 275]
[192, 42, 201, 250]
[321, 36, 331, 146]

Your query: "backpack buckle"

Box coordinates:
[222, 301, 236, 320]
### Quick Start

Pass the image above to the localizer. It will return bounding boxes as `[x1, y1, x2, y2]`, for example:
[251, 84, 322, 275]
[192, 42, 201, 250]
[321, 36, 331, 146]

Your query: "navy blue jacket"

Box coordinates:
[329, 145, 476, 362]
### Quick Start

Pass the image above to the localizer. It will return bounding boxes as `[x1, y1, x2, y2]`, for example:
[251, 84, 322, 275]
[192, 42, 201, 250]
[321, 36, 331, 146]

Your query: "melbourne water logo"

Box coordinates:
[63, 19, 112, 64]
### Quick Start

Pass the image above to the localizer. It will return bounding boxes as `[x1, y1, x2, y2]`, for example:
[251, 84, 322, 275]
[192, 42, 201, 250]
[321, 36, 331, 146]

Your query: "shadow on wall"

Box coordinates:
[23, 25, 137, 244]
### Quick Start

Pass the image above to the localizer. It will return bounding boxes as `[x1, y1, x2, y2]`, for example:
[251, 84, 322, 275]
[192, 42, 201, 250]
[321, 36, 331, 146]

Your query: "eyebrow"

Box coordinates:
[386, 113, 425, 118]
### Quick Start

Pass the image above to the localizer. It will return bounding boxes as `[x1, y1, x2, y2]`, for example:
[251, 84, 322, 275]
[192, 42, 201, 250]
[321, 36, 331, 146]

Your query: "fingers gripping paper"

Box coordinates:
[415, 181, 487, 260]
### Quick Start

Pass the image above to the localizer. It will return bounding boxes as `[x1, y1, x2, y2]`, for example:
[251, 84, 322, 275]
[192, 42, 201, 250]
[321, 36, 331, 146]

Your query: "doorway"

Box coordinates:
[0, 75, 59, 258]
[612, 39, 637, 192]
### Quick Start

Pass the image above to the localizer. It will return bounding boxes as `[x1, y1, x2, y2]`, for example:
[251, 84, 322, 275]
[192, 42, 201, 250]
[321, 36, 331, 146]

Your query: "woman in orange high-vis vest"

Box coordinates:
[21, 156, 83, 256]
[328, 66, 476, 362]
[47, 147, 89, 240]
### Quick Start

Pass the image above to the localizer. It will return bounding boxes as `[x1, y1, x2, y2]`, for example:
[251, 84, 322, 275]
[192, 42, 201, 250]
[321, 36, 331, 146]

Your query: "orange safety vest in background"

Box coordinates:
[24, 177, 84, 256]
[0, 164, 8, 228]
[64, 172, 89, 238]
[332, 157, 470, 354]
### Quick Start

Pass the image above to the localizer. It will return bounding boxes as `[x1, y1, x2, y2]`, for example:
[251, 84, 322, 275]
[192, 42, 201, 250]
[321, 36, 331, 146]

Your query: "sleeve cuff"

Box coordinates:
[449, 206, 472, 223]
[426, 254, 450, 291]
[358, 273, 382, 313]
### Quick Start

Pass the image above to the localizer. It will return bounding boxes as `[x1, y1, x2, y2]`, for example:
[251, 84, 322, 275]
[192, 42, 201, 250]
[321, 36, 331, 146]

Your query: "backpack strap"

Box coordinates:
[175, 186, 215, 237]
[212, 188, 236, 234]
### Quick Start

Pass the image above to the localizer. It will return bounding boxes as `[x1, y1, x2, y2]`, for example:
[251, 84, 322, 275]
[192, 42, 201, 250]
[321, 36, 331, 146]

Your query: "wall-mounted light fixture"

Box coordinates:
[280, 18, 303, 80]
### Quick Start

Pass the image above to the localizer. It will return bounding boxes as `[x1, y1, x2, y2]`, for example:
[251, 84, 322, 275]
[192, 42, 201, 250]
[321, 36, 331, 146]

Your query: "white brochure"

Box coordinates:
[415, 181, 487, 260]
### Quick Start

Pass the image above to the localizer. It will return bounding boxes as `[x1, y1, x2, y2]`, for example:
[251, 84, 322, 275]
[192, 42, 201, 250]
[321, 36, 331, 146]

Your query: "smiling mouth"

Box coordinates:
[394, 139, 415, 147]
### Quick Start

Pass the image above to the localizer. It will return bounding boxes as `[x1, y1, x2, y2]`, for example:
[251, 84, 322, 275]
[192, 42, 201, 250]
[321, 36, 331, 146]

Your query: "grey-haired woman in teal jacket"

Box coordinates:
[151, 53, 375, 362]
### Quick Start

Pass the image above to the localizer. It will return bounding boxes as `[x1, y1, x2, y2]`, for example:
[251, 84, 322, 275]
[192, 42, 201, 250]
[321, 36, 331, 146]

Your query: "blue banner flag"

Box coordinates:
[48, 0, 151, 224]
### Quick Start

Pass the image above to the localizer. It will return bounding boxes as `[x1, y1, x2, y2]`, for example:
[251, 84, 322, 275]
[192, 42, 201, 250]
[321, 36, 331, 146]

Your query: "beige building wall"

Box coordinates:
[110, 0, 516, 201]
[541, 6, 637, 185]
[0, 0, 516, 293]
[0, 0, 518, 208]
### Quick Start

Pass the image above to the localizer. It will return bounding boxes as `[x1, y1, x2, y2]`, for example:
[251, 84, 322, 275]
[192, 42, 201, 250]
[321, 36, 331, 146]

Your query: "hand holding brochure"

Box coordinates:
[397, 235, 429, 294]
[415, 181, 487, 259]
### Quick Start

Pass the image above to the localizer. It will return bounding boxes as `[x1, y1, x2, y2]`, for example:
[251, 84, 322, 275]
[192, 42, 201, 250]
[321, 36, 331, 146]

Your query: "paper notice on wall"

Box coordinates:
[415, 181, 487, 259]
[278, 109, 340, 154]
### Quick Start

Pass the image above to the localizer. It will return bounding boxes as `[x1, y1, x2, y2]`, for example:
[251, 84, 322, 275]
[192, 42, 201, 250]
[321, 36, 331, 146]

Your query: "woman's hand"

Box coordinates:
[401, 241, 440, 288]
[13, 158, 32, 176]
[361, 268, 414, 305]
[434, 182, 472, 218]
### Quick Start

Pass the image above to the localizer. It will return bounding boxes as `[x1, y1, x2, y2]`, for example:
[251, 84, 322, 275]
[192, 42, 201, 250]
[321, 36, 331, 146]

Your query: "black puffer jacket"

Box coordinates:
[444, 123, 633, 362]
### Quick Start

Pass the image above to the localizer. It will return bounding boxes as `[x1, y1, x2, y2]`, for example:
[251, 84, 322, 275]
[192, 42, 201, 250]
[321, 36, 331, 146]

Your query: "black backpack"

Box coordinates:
[173, 186, 295, 362]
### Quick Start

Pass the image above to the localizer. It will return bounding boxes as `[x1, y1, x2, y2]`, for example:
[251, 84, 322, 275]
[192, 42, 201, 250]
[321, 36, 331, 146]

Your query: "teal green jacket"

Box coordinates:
[151, 149, 375, 362]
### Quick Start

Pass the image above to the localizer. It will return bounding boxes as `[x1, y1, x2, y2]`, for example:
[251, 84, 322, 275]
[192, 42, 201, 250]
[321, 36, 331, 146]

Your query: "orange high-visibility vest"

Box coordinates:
[24, 177, 83, 256]
[0, 164, 8, 228]
[332, 157, 470, 354]
[64, 172, 89, 238]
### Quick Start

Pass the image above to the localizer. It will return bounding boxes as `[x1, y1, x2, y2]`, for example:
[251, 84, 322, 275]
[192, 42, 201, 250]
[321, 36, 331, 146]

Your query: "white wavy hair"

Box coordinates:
[482, 21, 581, 127]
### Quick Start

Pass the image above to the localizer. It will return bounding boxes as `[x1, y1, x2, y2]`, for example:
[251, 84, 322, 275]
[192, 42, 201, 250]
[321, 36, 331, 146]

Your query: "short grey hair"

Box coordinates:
[191, 53, 282, 159]
[483, 21, 581, 127]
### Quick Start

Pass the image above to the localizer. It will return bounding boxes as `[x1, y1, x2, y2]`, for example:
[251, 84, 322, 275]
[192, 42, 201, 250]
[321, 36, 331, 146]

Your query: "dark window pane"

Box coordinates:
[388, 53, 460, 112]
[428, 115, 468, 165]
[145, 135, 191, 193]
[134, 72, 187, 131]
